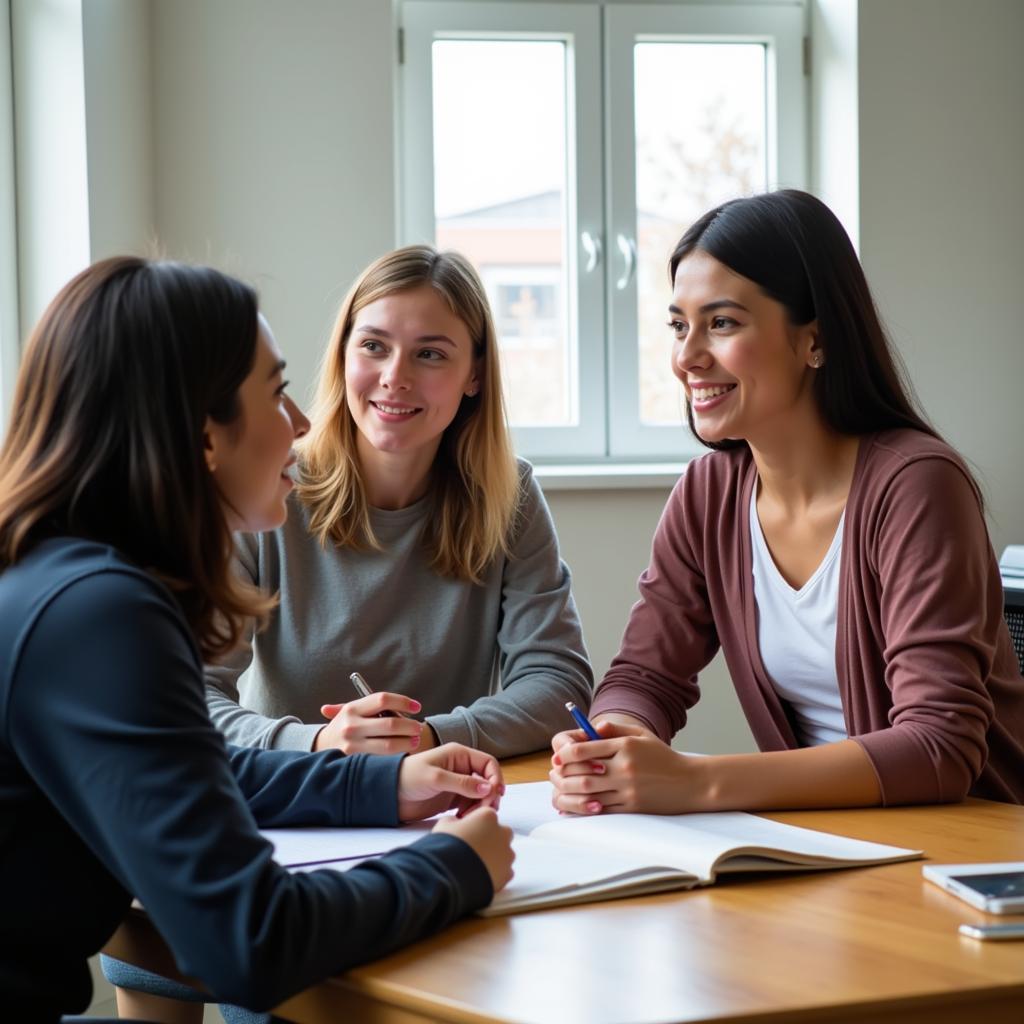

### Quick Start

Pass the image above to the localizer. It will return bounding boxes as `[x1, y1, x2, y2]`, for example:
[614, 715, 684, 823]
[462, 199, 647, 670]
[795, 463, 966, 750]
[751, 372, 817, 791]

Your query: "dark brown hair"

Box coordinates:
[0, 256, 272, 658]
[669, 189, 937, 451]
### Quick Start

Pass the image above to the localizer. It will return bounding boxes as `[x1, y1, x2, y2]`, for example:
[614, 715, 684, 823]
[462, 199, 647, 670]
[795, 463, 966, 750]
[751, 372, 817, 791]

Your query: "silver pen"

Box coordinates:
[349, 672, 403, 718]
[349, 671, 374, 700]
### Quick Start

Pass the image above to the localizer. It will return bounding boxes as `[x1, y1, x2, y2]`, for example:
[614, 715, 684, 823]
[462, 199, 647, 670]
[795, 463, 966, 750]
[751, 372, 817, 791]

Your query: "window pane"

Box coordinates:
[432, 40, 574, 427]
[634, 43, 767, 426]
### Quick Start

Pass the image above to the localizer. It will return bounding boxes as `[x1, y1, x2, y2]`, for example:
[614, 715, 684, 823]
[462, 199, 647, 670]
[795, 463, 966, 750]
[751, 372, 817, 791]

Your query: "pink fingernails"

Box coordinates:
[586, 801, 602, 814]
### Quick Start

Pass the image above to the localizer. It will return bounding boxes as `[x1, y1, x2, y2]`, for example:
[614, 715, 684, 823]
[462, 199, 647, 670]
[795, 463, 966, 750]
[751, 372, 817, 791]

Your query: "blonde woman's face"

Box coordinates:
[344, 285, 479, 462]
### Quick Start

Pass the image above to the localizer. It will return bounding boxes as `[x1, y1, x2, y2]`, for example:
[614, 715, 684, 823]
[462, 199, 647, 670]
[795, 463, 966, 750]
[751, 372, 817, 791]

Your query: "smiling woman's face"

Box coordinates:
[669, 250, 820, 445]
[206, 317, 309, 532]
[343, 284, 479, 464]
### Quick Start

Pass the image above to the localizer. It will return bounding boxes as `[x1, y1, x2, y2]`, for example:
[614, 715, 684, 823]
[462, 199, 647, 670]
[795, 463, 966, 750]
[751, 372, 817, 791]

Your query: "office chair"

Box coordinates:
[1005, 586, 1024, 674]
[1000, 546, 1024, 674]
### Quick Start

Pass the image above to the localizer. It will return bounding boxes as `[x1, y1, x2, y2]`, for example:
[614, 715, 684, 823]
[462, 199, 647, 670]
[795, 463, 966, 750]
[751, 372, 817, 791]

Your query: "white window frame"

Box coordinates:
[0, 0, 20, 427]
[402, 1, 605, 458]
[606, 3, 806, 459]
[399, 1, 806, 464]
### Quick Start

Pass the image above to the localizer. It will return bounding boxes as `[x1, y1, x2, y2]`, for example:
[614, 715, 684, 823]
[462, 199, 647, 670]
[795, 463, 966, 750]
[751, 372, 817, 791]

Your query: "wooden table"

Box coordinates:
[104, 753, 1024, 1024]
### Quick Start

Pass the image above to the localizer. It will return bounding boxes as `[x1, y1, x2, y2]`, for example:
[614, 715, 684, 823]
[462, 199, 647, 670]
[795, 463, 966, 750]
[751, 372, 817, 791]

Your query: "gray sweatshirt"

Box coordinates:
[205, 461, 593, 756]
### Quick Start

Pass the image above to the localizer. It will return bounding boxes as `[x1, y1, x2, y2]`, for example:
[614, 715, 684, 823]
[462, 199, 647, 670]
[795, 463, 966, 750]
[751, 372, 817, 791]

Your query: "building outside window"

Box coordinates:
[401, 1, 806, 461]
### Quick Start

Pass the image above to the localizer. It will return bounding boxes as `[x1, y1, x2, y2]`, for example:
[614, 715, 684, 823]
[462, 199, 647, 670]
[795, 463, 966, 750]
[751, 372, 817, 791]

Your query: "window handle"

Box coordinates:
[580, 230, 602, 274]
[615, 234, 636, 290]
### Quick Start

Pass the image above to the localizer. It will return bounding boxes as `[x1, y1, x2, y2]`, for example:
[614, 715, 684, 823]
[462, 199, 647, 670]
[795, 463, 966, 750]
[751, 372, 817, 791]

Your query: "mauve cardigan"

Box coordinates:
[592, 430, 1024, 805]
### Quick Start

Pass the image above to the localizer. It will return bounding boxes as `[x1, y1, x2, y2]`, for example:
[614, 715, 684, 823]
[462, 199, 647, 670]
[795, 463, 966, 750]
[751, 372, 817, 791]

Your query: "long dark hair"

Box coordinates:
[669, 189, 937, 451]
[0, 257, 272, 658]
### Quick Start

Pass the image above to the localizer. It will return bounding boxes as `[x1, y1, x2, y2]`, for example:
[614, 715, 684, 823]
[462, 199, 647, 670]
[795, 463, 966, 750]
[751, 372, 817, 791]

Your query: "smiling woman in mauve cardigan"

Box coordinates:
[550, 190, 1024, 815]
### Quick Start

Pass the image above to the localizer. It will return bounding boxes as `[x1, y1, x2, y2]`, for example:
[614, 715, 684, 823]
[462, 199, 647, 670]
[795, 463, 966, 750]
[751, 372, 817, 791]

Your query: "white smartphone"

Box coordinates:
[958, 922, 1024, 941]
[923, 862, 1024, 914]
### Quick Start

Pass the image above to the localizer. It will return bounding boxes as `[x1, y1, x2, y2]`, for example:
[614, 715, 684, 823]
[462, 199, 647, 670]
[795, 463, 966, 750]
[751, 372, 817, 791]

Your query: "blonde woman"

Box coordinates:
[204, 244, 593, 756]
[103, 247, 589, 1021]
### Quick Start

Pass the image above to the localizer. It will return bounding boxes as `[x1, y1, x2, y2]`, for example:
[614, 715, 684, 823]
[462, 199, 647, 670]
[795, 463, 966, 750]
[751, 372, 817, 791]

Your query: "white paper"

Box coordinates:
[261, 821, 432, 868]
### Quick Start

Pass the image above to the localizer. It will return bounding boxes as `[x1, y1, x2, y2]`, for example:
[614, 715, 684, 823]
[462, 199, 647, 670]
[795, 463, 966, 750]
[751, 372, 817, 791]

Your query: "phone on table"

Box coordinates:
[958, 922, 1024, 941]
[923, 862, 1024, 914]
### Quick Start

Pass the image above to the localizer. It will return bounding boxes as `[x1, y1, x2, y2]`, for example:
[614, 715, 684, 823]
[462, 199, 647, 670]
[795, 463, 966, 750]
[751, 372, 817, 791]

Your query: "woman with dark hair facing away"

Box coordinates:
[0, 257, 514, 1023]
[550, 189, 1024, 814]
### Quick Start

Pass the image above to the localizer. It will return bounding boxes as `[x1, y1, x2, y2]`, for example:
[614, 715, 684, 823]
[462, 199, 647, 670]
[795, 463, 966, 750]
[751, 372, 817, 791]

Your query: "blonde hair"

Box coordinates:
[297, 245, 520, 582]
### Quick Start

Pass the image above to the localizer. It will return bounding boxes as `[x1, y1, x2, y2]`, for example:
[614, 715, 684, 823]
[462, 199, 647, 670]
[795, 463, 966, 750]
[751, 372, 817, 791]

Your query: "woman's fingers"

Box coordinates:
[359, 735, 423, 755]
[368, 691, 423, 717]
[551, 728, 587, 754]
[555, 760, 607, 778]
[552, 737, 622, 766]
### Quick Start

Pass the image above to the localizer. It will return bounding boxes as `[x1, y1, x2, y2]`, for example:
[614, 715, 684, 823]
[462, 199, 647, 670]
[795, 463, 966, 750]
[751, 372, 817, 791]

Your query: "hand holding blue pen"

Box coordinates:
[565, 701, 602, 741]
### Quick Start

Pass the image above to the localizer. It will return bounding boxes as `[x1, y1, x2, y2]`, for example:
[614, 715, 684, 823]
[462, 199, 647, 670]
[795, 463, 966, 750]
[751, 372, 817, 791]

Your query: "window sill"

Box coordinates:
[532, 461, 685, 491]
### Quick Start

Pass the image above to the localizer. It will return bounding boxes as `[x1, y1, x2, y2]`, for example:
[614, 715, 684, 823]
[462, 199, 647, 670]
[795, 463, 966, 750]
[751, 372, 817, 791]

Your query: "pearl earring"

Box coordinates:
[811, 353, 824, 368]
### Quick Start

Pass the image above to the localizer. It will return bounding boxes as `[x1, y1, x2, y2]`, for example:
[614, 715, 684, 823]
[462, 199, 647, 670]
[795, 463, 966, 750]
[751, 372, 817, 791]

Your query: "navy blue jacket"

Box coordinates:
[0, 538, 491, 1021]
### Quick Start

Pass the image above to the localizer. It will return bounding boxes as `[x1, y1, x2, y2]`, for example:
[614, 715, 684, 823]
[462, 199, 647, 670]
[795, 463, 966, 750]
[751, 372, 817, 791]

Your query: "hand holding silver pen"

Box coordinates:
[349, 672, 404, 717]
[312, 670, 432, 755]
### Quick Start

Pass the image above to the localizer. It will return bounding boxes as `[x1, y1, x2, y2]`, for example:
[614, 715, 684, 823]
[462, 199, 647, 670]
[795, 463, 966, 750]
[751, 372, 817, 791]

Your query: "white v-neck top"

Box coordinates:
[750, 487, 848, 746]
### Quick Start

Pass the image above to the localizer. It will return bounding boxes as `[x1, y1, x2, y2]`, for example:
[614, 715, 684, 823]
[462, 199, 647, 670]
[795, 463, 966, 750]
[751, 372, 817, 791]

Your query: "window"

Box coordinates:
[400, 1, 806, 462]
[0, 0, 19, 424]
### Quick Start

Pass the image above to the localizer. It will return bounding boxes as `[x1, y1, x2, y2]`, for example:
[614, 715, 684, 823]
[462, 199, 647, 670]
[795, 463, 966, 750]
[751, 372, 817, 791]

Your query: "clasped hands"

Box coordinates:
[316, 691, 434, 755]
[549, 716, 704, 815]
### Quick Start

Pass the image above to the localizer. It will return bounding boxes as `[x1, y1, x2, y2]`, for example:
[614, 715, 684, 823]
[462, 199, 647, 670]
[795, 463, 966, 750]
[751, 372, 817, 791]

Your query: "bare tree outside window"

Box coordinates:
[634, 43, 767, 425]
[432, 40, 573, 427]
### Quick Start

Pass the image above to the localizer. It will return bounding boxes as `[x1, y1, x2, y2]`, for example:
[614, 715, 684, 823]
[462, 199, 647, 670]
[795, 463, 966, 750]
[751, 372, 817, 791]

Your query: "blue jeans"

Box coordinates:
[99, 954, 277, 1024]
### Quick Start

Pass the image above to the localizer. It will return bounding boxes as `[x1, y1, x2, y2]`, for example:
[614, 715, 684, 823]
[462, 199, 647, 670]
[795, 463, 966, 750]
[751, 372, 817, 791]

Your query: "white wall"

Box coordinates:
[151, 0, 396, 409]
[82, 0, 156, 260]
[809, 0, 858, 248]
[857, 0, 1024, 556]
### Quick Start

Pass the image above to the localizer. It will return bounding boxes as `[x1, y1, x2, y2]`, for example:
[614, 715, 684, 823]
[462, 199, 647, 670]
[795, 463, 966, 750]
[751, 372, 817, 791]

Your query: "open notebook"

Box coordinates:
[260, 781, 922, 916]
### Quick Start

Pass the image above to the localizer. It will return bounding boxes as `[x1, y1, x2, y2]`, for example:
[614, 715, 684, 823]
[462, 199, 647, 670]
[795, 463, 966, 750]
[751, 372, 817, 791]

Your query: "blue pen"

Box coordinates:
[565, 701, 601, 741]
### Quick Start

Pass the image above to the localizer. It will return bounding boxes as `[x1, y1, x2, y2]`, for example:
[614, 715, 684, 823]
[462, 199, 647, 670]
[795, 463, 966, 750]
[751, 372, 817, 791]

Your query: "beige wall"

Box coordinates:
[82, 0, 156, 261]
[856, 0, 1024, 557]
[151, 0, 396, 410]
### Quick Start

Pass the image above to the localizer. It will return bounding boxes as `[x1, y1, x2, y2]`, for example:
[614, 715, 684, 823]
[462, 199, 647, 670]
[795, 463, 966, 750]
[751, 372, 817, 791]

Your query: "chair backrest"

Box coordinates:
[1004, 583, 1024, 676]
[999, 547, 1024, 674]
